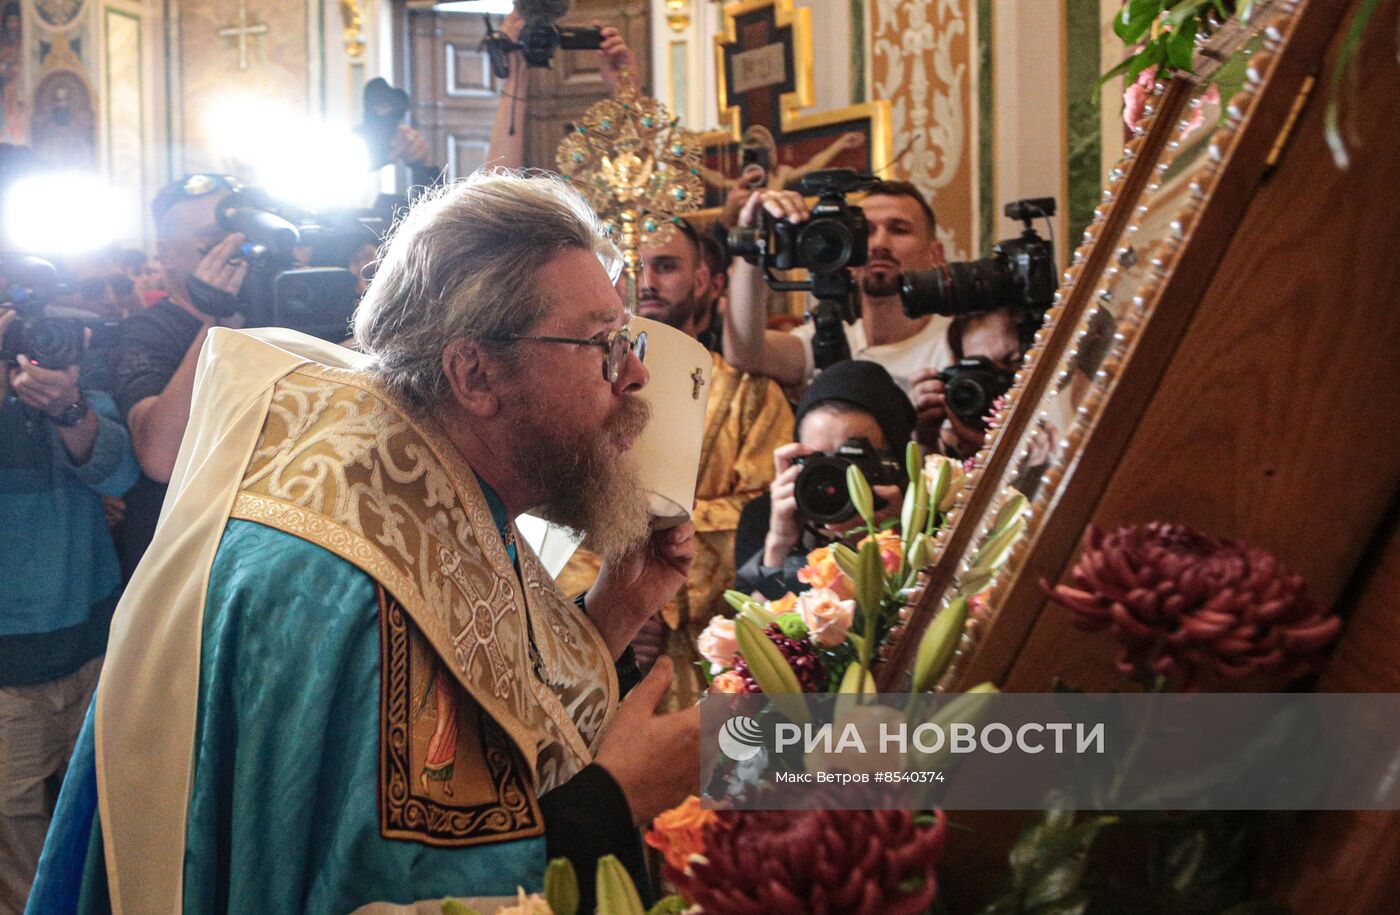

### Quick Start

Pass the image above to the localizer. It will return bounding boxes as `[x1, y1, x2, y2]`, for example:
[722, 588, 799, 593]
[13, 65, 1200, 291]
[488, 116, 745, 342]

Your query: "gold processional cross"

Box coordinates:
[218, 0, 269, 71]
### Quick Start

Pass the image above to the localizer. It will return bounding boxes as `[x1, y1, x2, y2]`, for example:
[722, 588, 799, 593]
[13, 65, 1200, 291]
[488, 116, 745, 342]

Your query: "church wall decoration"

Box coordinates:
[871, 0, 977, 261]
[702, 0, 892, 211]
[0, 0, 26, 142]
[175, 0, 311, 174]
[103, 6, 142, 198]
[34, 0, 81, 30]
[30, 63, 95, 166]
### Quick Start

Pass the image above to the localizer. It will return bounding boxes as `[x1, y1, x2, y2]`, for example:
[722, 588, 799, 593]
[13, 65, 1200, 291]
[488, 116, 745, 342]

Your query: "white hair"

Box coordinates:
[353, 169, 620, 408]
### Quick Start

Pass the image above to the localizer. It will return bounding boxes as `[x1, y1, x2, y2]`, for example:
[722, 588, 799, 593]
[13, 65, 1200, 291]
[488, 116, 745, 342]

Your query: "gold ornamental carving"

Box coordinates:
[555, 74, 704, 310]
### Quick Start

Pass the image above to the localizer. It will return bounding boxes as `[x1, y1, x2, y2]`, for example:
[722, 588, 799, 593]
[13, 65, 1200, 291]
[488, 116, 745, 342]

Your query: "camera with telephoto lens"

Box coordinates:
[793, 437, 903, 526]
[1, 254, 120, 370]
[728, 168, 881, 370]
[900, 197, 1058, 348]
[200, 188, 386, 342]
[482, 0, 603, 77]
[938, 356, 1015, 430]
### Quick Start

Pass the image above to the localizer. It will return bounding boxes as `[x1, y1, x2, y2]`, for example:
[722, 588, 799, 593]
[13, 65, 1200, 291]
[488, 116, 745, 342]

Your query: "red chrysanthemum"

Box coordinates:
[665, 808, 947, 915]
[1044, 522, 1340, 688]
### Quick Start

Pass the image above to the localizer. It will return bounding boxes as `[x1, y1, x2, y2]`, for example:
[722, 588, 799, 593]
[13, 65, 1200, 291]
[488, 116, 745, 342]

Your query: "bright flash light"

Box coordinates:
[435, 1, 517, 14]
[260, 125, 372, 211]
[2, 174, 136, 254]
[204, 97, 371, 210]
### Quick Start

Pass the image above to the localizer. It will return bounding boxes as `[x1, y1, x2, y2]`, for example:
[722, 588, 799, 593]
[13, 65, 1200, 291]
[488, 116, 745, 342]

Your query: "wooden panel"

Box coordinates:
[405, 8, 503, 181]
[521, 0, 650, 170]
[998, 0, 1400, 693]
[1271, 507, 1400, 913]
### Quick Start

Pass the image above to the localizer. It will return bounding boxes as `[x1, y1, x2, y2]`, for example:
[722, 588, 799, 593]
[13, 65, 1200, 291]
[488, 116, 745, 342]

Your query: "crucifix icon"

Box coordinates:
[699, 0, 890, 209]
[218, 0, 269, 71]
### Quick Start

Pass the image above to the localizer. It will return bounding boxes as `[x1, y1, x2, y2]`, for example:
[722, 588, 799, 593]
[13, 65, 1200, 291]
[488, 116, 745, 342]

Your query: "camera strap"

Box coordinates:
[186, 275, 241, 319]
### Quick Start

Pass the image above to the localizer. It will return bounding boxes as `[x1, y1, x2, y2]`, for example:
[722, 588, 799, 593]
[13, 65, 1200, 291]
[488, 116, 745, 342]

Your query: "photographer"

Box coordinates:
[0, 308, 138, 910]
[733, 360, 915, 600]
[914, 305, 1023, 459]
[112, 175, 251, 578]
[724, 181, 954, 394]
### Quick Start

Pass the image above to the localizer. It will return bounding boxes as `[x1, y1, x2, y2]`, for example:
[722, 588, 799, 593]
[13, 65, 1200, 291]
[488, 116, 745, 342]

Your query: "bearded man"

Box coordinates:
[28, 173, 699, 914]
[557, 218, 792, 708]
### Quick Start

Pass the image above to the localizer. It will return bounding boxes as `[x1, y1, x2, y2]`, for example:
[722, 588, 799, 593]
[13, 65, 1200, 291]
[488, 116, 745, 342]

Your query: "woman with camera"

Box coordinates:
[733, 360, 916, 600]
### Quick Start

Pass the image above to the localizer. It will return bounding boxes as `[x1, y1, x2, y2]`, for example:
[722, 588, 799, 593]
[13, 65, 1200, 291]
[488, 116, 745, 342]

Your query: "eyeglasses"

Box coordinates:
[484, 327, 647, 384]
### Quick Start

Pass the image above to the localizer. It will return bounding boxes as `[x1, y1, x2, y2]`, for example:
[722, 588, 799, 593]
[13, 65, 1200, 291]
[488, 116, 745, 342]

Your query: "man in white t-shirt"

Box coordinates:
[723, 181, 957, 441]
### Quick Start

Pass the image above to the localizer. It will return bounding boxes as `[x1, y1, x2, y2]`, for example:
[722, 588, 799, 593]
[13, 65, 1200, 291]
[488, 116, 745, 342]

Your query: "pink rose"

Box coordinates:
[1123, 64, 1158, 134]
[797, 588, 857, 648]
[697, 615, 739, 668]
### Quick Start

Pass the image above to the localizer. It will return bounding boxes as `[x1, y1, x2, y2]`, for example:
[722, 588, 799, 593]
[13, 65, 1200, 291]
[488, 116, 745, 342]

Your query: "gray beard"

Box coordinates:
[508, 394, 654, 561]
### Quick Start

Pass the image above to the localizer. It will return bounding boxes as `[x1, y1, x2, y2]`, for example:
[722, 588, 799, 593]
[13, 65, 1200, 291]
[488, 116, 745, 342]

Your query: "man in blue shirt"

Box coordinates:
[0, 308, 138, 912]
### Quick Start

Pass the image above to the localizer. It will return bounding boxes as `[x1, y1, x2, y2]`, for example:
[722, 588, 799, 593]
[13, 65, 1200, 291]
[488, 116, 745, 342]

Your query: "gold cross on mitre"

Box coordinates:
[218, 0, 270, 71]
[691, 367, 706, 400]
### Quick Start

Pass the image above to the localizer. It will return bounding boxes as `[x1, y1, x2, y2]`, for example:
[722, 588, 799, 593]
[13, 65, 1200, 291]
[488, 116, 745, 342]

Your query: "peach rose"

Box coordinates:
[797, 587, 857, 648]
[696, 615, 739, 669]
[768, 592, 798, 616]
[797, 546, 855, 600]
[859, 529, 903, 575]
[644, 795, 720, 872]
[709, 671, 747, 694]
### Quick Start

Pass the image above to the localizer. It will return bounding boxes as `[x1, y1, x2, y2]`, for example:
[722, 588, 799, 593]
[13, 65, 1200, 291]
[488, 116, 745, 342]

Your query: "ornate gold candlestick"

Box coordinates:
[556, 75, 704, 311]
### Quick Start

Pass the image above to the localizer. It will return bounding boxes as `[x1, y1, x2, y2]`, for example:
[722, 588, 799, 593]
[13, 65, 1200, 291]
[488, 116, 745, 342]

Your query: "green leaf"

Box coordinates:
[846, 631, 866, 656]
[440, 901, 482, 915]
[595, 855, 645, 915]
[544, 858, 580, 915]
[968, 516, 1026, 578]
[911, 596, 969, 692]
[735, 615, 805, 696]
[1165, 18, 1198, 71]
[1114, 0, 1162, 44]
[645, 897, 692, 915]
[847, 464, 875, 528]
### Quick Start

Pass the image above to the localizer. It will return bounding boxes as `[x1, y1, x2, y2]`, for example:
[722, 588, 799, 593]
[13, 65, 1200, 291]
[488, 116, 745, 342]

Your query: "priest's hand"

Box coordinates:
[594, 657, 700, 824]
[588, 522, 696, 660]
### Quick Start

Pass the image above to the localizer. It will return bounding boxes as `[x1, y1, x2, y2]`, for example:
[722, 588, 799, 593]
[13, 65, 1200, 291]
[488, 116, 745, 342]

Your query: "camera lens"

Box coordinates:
[794, 457, 856, 525]
[900, 266, 954, 317]
[797, 220, 854, 274]
[945, 376, 988, 426]
[726, 226, 765, 260]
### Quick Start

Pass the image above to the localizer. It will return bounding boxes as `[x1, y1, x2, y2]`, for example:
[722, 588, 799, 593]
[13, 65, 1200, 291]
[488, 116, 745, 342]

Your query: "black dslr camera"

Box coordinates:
[900, 197, 1058, 348]
[728, 168, 880, 370]
[196, 188, 386, 342]
[482, 0, 603, 77]
[793, 437, 903, 526]
[938, 356, 1015, 430]
[0, 255, 119, 370]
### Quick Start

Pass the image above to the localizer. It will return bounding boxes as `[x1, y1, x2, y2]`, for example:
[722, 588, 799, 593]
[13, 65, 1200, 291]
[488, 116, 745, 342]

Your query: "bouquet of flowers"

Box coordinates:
[696, 442, 1011, 698]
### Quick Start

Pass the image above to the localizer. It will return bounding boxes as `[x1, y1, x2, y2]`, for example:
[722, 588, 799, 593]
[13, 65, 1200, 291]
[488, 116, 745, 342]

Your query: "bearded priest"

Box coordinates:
[27, 173, 700, 914]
